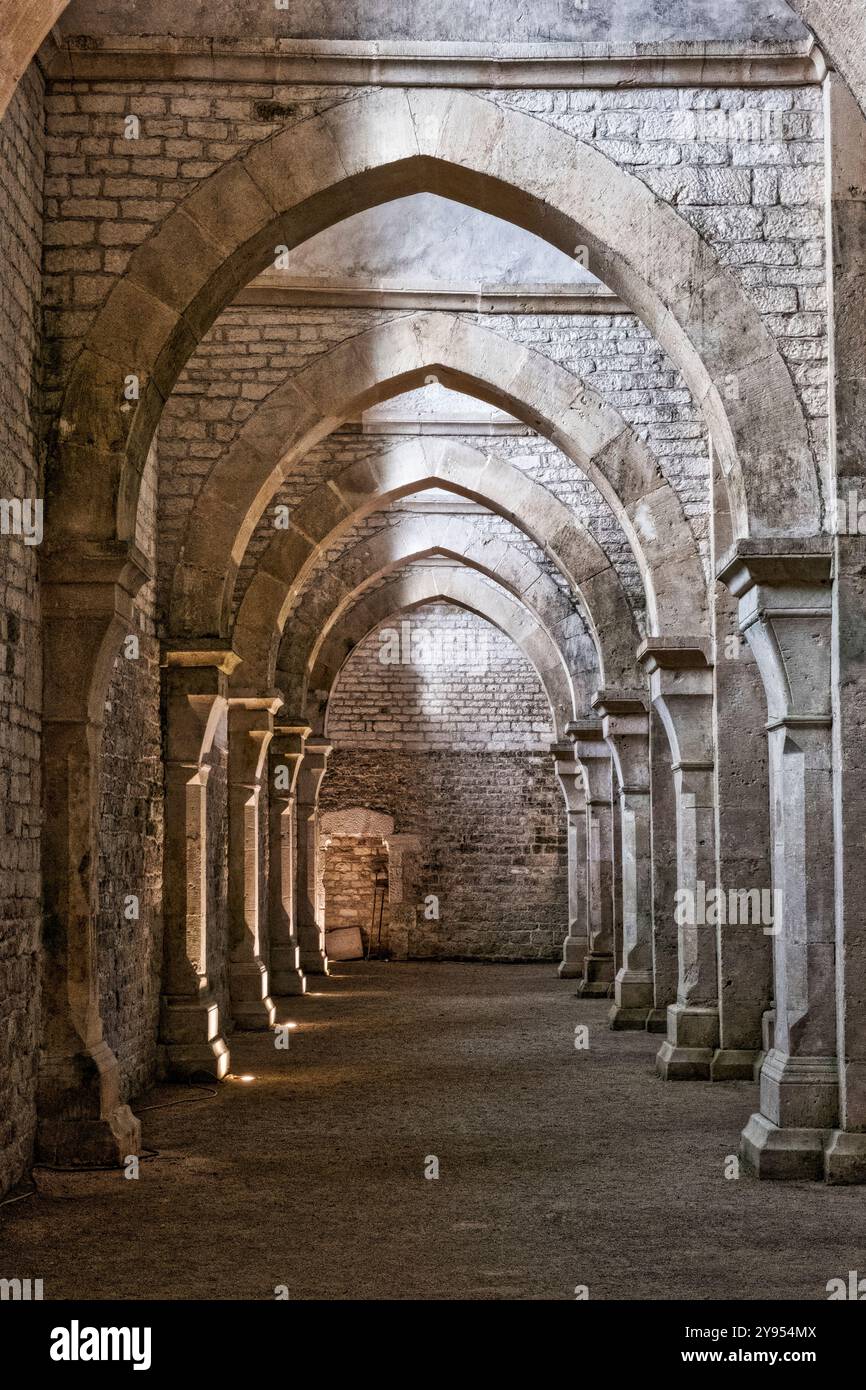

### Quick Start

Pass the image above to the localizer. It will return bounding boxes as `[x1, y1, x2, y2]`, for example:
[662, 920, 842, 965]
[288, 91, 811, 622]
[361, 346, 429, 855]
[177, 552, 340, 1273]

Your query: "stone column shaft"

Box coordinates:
[649, 706, 678, 1033]
[268, 721, 311, 995]
[720, 541, 837, 1179]
[569, 720, 615, 998]
[639, 639, 719, 1079]
[825, 72, 866, 1183]
[227, 696, 281, 1028]
[160, 649, 236, 1077]
[37, 556, 147, 1166]
[551, 742, 588, 979]
[710, 445, 773, 1082]
[295, 737, 332, 975]
[385, 833, 422, 960]
[594, 691, 654, 1030]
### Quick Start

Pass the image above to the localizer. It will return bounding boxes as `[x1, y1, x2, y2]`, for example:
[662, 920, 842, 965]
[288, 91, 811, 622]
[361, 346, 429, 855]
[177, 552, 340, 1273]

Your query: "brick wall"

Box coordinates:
[97, 633, 163, 1097]
[321, 750, 567, 960]
[158, 304, 699, 632]
[322, 834, 389, 950]
[0, 65, 44, 1196]
[96, 429, 165, 1096]
[327, 604, 554, 751]
[496, 86, 828, 468]
[320, 604, 566, 958]
[39, 78, 826, 612]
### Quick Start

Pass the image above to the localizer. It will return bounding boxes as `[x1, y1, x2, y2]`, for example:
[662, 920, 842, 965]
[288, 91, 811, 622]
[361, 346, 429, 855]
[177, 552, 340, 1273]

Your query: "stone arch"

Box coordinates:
[0, 0, 66, 118]
[53, 86, 818, 583]
[230, 437, 643, 694]
[320, 808, 396, 839]
[787, 2, 866, 116]
[268, 516, 605, 712]
[280, 563, 576, 739]
[174, 314, 706, 644]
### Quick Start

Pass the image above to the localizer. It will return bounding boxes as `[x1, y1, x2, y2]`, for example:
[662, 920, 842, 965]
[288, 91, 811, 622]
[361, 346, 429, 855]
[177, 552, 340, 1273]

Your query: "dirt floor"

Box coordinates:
[2, 961, 865, 1300]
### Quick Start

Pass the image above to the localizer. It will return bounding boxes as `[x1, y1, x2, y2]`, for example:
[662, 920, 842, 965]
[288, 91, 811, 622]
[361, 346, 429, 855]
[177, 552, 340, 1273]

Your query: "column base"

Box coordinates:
[558, 936, 587, 979]
[269, 943, 307, 995]
[37, 1103, 141, 1169]
[162, 1039, 230, 1080]
[36, 1038, 141, 1168]
[824, 1131, 866, 1185]
[160, 994, 230, 1079]
[759, 1048, 838, 1130]
[710, 1047, 762, 1082]
[232, 996, 277, 1030]
[609, 968, 653, 1028]
[574, 952, 615, 997]
[656, 1003, 719, 1080]
[645, 1008, 668, 1034]
[740, 1112, 829, 1181]
[609, 1005, 651, 1030]
[230, 959, 277, 1030]
[300, 949, 329, 976]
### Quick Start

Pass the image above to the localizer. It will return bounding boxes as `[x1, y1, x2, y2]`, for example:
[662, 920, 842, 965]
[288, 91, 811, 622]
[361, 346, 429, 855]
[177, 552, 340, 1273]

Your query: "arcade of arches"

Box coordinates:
[2, 0, 866, 1301]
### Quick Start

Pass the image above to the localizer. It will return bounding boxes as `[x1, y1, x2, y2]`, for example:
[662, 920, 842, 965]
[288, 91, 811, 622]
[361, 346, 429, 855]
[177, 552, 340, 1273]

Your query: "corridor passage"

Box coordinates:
[2, 963, 864, 1301]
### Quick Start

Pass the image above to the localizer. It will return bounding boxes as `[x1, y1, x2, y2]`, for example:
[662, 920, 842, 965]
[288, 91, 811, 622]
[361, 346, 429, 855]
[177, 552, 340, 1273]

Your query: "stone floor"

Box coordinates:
[2, 962, 865, 1300]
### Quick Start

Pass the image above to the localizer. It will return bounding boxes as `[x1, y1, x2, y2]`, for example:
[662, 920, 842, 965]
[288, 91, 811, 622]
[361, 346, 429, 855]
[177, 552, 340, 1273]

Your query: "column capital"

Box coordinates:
[296, 738, 332, 804]
[304, 737, 333, 760]
[269, 722, 310, 799]
[228, 699, 279, 785]
[227, 692, 284, 715]
[717, 539, 833, 727]
[636, 637, 713, 673]
[590, 688, 648, 717]
[716, 537, 832, 597]
[567, 719, 611, 804]
[566, 717, 605, 744]
[43, 538, 152, 593]
[638, 639, 713, 771]
[592, 690, 650, 795]
[273, 718, 312, 738]
[549, 742, 586, 813]
[162, 641, 241, 676]
[162, 661, 230, 765]
[270, 721, 312, 762]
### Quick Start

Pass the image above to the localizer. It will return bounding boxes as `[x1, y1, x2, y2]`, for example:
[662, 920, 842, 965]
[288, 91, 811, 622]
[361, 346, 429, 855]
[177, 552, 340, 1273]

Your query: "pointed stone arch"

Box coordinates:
[171, 313, 706, 644]
[229, 437, 643, 694]
[53, 84, 818, 584]
[288, 566, 575, 740]
[269, 516, 602, 716]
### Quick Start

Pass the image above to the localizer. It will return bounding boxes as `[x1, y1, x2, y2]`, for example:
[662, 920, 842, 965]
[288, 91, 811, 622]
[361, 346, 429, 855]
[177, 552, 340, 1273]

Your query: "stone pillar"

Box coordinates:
[719, 541, 836, 1179]
[825, 72, 866, 1182]
[37, 550, 147, 1166]
[649, 707, 678, 1032]
[268, 720, 311, 996]
[710, 444, 773, 1082]
[385, 834, 422, 959]
[593, 692, 654, 1030]
[159, 648, 236, 1077]
[550, 742, 588, 979]
[295, 737, 332, 974]
[227, 696, 281, 1029]
[569, 719, 615, 998]
[638, 639, 719, 1079]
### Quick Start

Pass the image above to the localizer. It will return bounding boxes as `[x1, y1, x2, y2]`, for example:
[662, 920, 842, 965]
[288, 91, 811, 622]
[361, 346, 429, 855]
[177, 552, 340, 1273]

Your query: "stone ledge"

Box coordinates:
[40, 34, 828, 90]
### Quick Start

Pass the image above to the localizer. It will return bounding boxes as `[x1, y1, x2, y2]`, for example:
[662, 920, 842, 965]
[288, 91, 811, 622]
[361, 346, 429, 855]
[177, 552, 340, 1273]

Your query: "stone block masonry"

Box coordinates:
[321, 749, 567, 961]
[322, 834, 389, 950]
[40, 75, 825, 527]
[0, 64, 44, 1197]
[321, 605, 566, 959]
